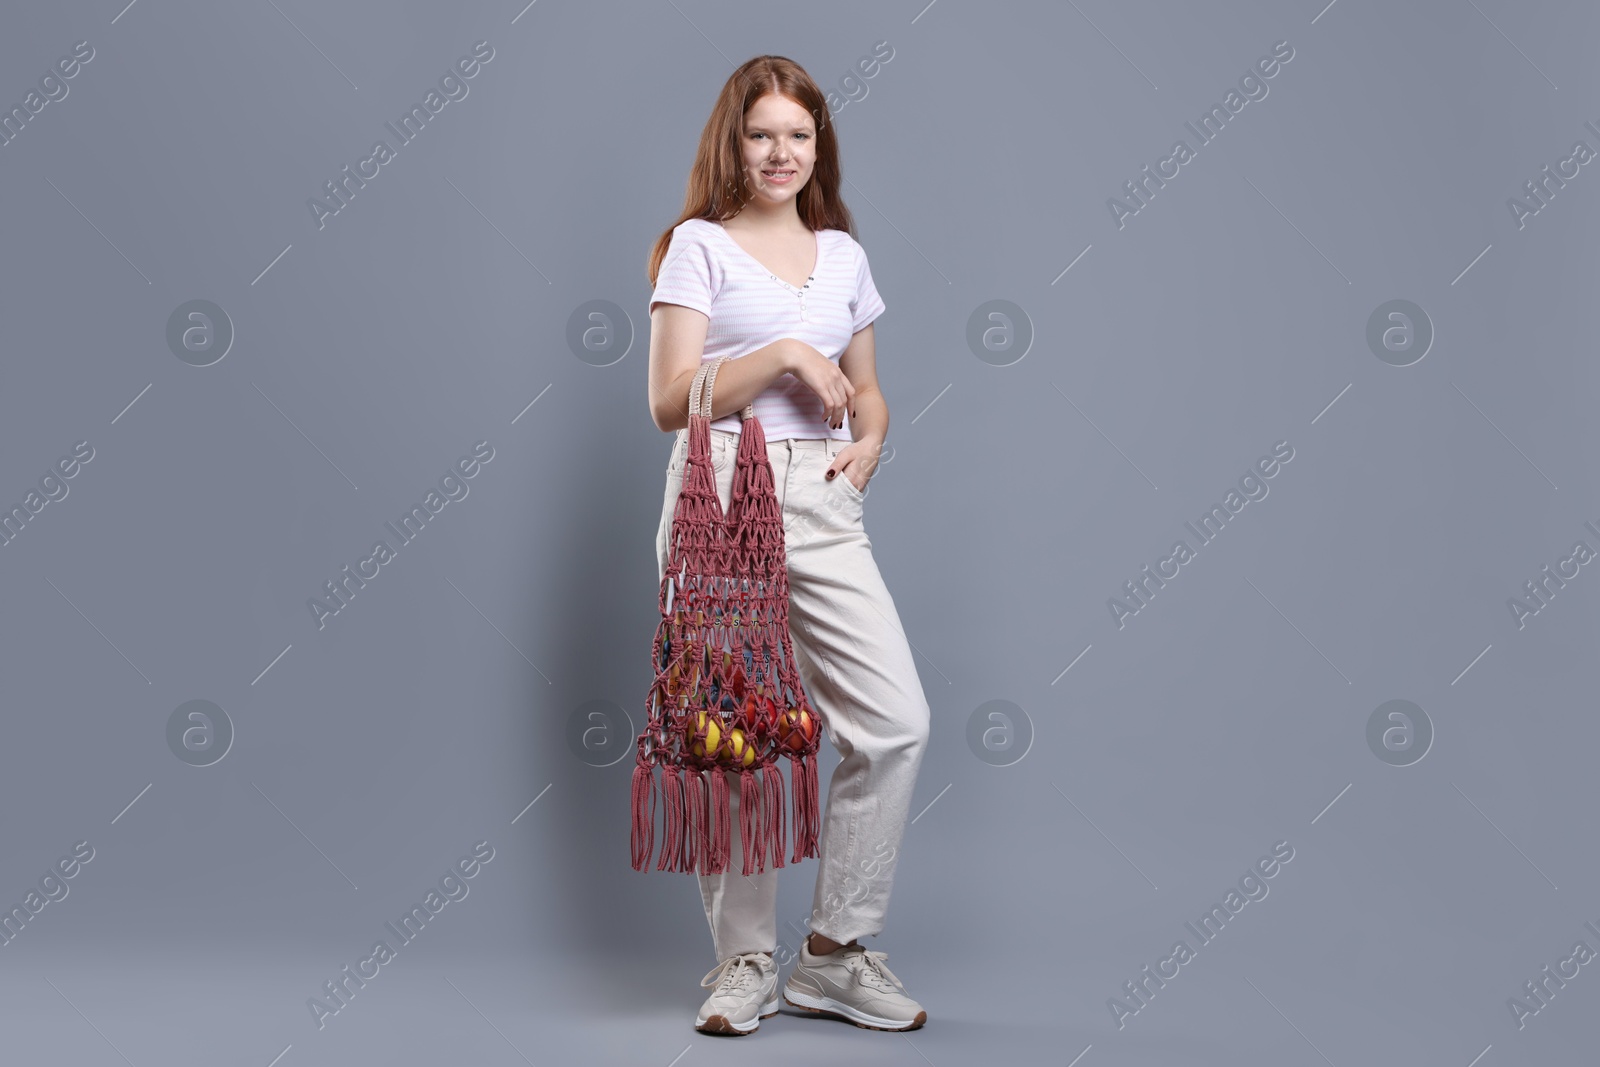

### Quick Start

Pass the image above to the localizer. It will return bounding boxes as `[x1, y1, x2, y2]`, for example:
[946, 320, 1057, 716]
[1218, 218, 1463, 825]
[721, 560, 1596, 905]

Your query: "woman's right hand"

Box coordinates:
[784, 340, 857, 429]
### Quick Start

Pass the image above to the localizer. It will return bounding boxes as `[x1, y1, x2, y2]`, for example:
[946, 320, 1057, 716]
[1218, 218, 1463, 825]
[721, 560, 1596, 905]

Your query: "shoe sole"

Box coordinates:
[695, 997, 780, 1035]
[782, 987, 927, 1031]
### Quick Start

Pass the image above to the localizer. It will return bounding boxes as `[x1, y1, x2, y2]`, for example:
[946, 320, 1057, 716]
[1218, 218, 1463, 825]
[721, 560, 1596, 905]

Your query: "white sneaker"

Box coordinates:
[694, 951, 779, 1035]
[782, 941, 927, 1031]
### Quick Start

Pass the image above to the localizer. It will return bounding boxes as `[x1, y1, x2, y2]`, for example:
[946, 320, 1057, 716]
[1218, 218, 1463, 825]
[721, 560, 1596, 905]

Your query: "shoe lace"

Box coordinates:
[700, 952, 767, 996]
[845, 947, 905, 993]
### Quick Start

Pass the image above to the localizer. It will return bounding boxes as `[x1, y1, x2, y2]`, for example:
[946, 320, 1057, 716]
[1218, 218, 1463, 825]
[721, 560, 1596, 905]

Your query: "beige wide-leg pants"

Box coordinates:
[655, 426, 931, 964]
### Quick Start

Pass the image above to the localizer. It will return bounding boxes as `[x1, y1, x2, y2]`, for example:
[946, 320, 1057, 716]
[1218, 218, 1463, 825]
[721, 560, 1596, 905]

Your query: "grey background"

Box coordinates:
[0, 0, 1595, 1064]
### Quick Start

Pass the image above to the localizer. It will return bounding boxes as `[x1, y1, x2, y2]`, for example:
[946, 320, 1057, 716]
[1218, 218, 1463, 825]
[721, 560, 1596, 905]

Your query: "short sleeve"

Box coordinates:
[650, 223, 716, 317]
[849, 240, 886, 333]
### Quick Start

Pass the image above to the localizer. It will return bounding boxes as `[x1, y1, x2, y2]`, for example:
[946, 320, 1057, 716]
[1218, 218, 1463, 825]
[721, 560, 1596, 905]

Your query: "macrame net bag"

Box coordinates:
[631, 355, 823, 876]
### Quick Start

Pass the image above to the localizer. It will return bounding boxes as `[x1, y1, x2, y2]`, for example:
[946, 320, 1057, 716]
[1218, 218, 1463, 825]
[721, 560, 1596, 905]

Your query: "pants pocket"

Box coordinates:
[823, 439, 866, 499]
[666, 429, 735, 476]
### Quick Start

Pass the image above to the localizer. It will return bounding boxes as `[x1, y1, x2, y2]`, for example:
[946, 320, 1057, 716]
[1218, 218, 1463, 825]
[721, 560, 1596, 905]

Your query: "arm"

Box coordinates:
[829, 324, 888, 488]
[839, 324, 886, 456]
[647, 303, 799, 433]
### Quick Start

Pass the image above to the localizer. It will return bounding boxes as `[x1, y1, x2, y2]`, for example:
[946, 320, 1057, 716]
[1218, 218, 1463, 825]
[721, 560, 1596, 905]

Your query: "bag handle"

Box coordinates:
[690, 356, 756, 422]
[689, 359, 713, 419]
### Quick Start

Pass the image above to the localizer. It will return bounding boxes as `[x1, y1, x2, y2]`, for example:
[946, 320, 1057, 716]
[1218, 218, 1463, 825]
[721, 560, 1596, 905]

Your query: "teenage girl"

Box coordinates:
[646, 55, 931, 1037]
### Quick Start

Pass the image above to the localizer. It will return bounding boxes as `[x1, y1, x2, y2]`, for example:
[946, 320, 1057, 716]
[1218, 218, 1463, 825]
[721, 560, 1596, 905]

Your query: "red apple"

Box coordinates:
[777, 707, 817, 752]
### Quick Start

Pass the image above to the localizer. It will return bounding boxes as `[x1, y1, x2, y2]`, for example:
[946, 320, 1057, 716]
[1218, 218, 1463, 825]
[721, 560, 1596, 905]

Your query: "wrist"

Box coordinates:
[855, 430, 886, 454]
[777, 338, 803, 375]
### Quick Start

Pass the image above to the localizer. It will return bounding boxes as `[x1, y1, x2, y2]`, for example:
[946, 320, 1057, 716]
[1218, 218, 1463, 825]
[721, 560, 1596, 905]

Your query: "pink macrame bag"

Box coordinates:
[631, 355, 823, 876]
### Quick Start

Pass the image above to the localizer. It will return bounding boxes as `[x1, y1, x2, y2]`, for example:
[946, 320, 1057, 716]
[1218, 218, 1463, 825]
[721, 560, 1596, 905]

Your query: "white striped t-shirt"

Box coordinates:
[649, 217, 886, 441]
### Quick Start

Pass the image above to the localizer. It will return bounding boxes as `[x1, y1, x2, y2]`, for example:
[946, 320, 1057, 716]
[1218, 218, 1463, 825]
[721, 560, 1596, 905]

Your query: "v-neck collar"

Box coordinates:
[706, 219, 821, 293]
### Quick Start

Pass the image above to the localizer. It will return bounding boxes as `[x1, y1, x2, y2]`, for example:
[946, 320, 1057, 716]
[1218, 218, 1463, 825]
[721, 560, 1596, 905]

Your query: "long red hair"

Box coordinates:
[647, 55, 860, 287]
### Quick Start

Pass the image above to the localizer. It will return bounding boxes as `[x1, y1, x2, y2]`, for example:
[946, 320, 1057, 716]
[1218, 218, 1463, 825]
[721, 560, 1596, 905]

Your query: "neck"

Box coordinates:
[724, 199, 803, 231]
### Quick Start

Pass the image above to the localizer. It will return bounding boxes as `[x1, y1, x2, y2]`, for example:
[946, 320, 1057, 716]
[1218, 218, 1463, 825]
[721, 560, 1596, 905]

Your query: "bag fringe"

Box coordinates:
[737, 766, 758, 876]
[630, 751, 824, 874]
[790, 750, 821, 863]
[684, 767, 704, 876]
[763, 760, 786, 871]
[709, 765, 731, 874]
[630, 761, 656, 872]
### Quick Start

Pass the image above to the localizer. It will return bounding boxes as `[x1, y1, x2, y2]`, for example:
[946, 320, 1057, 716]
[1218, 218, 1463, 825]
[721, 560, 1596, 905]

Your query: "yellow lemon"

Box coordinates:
[726, 727, 757, 768]
[688, 711, 721, 759]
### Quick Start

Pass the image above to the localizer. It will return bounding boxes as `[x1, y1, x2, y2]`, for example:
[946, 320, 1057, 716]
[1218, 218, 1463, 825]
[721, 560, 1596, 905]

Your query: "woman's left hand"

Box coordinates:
[825, 438, 883, 493]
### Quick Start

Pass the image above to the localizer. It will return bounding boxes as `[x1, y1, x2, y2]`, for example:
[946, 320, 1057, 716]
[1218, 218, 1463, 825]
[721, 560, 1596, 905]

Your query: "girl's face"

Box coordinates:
[735, 92, 817, 209]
